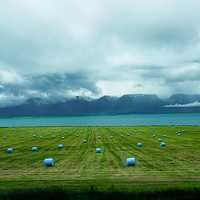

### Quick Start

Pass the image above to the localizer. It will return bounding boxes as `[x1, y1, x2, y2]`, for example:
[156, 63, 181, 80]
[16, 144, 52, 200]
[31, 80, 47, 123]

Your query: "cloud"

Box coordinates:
[0, 69, 100, 107]
[164, 101, 200, 108]
[0, 0, 200, 100]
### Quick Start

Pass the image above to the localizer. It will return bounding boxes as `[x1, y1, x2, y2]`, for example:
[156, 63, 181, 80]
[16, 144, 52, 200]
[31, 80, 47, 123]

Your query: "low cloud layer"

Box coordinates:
[0, 0, 200, 106]
[0, 69, 99, 107]
[164, 101, 200, 108]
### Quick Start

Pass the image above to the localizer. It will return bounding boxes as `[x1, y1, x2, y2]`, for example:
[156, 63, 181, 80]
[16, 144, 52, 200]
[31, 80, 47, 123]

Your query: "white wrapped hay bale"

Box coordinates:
[32, 146, 38, 152]
[43, 158, 55, 167]
[96, 147, 102, 153]
[136, 142, 143, 148]
[126, 157, 137, 166]
[160, 142, 166, 148]
[6, 147, 14, 154]
[176, 132, 182, 136]
[58, 144, 64, 149]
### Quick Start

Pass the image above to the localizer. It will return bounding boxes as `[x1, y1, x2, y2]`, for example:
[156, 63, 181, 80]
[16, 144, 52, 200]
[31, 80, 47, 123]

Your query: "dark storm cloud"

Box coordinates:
[28, 73, 99, 94]
[0, 71, 99, 107]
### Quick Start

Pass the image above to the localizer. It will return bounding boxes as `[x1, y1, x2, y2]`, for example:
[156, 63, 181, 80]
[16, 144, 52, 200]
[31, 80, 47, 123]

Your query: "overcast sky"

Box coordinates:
[0, 0, 200, 106]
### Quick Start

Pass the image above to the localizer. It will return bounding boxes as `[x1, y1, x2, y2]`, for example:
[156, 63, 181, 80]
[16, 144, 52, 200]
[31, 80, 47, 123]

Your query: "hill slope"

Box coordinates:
[0, 94, 200, 116]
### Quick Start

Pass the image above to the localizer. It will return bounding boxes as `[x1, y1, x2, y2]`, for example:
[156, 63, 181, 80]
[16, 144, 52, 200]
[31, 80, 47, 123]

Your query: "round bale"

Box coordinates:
[136, 142, 143, 148]
[96, 147, 102, 153]
[177, 133, 181, 136]
[58, 144, 64, 149]
[43, 158, 55, 167]
[126, 157, 137, 166]
[32, 146, 38, 152]
[160, 142, 166, 148]
[6, 148, 14, 154]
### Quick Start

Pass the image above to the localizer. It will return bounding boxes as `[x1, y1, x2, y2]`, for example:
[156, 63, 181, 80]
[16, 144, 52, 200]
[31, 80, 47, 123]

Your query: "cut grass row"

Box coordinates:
[0, 126, 199, 197]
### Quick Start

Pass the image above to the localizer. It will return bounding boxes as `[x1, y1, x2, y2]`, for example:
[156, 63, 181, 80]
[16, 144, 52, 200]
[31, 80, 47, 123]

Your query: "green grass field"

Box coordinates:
[0, 126, 200, 199]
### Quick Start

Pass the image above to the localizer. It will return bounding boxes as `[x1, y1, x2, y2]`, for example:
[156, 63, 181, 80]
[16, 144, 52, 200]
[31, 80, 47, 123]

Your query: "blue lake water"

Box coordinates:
[0, 113, 200, 127]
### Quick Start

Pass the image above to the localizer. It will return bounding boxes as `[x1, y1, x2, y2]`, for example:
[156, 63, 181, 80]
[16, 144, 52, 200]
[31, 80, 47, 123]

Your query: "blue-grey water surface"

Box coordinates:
[0, 113, 200, 127]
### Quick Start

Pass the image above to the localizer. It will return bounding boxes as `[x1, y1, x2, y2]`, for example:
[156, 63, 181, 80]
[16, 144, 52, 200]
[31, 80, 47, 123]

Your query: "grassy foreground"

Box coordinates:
[0, 126, 200, 199]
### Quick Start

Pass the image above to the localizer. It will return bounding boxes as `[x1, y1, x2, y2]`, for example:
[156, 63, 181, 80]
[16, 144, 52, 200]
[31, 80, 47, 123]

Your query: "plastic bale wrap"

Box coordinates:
[177, 133, 182, 136]
[126, 157, 137, 166]
[160, 142, 166, 148]
[32, 146, 38, 152]
[43, 158, 55, 167]
[58, 144, 64, 149]
[6, 148, 14, 154]
[96, 147, 102, 153]
[136, 142, 143, 148]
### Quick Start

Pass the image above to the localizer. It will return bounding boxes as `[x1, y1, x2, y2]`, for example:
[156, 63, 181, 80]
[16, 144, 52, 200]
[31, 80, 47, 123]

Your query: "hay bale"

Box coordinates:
[177, 132, 181, 136]
[83, 139, 87, 143]
[136, 142, 143, 148]
[126, 157, 137, 166]
[43, 158, 55, 167]
[158, 138, 163, 142]
[96, 147, 102, 153]
[58, 144, 64, 149]
[6, 148, 14, 154]
[32, 146, 38, 152]
[160, 142, 166, 148]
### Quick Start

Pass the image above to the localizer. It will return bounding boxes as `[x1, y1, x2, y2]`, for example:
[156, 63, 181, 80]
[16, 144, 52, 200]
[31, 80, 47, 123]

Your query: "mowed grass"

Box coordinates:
[0, 126, 200, 194]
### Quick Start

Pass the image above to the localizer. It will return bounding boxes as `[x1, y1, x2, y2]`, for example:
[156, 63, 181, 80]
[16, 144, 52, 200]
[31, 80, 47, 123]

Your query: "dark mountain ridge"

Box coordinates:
[0, 94, 200, 116]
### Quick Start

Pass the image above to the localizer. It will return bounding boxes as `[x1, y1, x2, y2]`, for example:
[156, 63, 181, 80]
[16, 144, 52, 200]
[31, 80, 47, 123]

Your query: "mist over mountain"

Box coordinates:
[0, 94, 200, 116]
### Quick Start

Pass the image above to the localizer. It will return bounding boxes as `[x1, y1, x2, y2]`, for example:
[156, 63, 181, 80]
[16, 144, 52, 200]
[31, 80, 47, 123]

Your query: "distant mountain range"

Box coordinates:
[0, 94, 200, 116]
